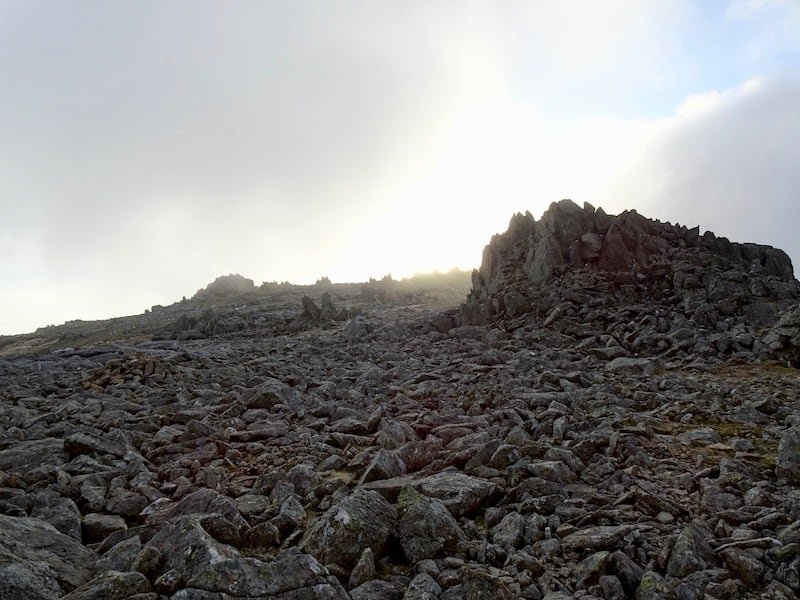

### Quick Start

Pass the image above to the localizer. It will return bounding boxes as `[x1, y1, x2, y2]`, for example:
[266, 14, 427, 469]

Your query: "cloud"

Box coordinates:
[600, 74, 800, 273]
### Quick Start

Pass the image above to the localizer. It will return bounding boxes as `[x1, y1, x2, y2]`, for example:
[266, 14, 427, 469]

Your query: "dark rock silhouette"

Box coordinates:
[462, 199, 799, 361]
[464, 199, 795, 324]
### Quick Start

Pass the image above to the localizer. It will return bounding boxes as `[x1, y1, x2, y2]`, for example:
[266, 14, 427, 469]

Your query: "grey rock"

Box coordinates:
[561, 525, 636, 552]
[144, 516, 238, 582]
[95, 535, 141, 573]
[349, 547, 376, 589]
[676, 427, 721, 444]
[527, 460, 575, 483]
[666, 525, 715, 578]
[635, 571, 673, 599]
[720, 547, 765, 587]
[673, 568, 729, 600]
[242, 521, 280, 547]
[31, 492, 82, 540]
[0, 438, 66, 473]
[146, 488, 248, 533]
[403, 572, 442, 600]
[83, 512, 128, 544]
[131, 544, 162, 577]
[299, 488, 397, 568]
[358, 449, 407, 484]
[416, 472, 498, 518]
[154, 569, 184, 594]
[605, 357, 659, 375]
[350, 579, 408, 600]
[0, 514, 96, 592]
[462, 566, 514, 600]
[397, 486, 465, 563]
[491, 511, 527, 550]
[64, 431, 130, 459]
[105, 488, 149, 518]
[777, 426, 800, 484]
[0, 560, 63, 600]
[573, 550, 610, 590]
[61, 570, 151, 600]
[186, 549, 349, 598]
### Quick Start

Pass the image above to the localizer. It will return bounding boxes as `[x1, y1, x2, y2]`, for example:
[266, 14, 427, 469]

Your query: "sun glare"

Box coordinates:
[328, 99, 652, 283]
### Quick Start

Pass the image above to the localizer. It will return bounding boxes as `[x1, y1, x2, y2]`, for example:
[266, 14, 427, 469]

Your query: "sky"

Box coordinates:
[1, 0, 799, 334]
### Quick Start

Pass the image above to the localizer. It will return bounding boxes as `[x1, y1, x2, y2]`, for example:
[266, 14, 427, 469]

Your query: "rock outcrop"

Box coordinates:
[194, 273, 256, 298]
[462, 199, 799, 361]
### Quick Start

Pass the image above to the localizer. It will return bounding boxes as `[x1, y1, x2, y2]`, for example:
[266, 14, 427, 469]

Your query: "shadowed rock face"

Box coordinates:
[462, 199, 798, 335]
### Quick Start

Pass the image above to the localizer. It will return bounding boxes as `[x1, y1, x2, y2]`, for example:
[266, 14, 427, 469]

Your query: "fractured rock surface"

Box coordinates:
[1, 205, 799, 599]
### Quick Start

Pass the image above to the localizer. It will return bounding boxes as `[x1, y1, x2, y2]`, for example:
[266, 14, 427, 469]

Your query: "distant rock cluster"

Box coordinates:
[193, 274, 256, 299]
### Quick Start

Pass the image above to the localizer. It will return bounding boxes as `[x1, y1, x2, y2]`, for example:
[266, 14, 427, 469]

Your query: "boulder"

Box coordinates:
[666, 525, 716, 578]
[185, 548, 349, 598]
[144, 516, 238, 582]
[776, 426, 800, 484]
[397, 486, 465, 563]
[0, 560, 63, 600]
[0, 514, 97, 593]
[61, 571, 151, 600]
[299, 488, 397, 568]
[145, 488, 248, 533]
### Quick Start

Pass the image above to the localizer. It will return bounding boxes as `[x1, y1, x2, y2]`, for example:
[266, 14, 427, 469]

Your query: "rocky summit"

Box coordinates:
[1, 204, 800, 600]
[461, 199, 799, 364]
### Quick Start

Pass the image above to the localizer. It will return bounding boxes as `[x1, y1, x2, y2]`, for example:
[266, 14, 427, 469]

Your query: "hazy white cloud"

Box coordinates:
[600, 75, 800, 271]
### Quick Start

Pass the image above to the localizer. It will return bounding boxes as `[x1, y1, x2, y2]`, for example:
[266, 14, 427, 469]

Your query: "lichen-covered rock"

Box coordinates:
[415, 472, 498, 518]
[720, 547, 766, 587]
[635, 571, 673, 599]
[666, 525, 716, 578]
[61, 570, 151, 600]
[299, 488, 397, 568]
[462, 566, 514, 600]
[144, 516, 238, 582]
[186, 548, 349, 598]
[83, 512, 128, 544]
[397, 486, 465, 563]
[349, 547, 376, 589]
[0, 560, 63, 600]
[561, 525, 636, 552]
[402, 572, 442, 600]
[776, 426, 800, 484]
[145, 488, 248, 533]
[0, 514, 96, 593]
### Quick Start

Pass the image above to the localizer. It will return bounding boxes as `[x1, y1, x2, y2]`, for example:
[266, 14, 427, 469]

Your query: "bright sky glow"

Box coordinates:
[1, 1, 800, 334]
